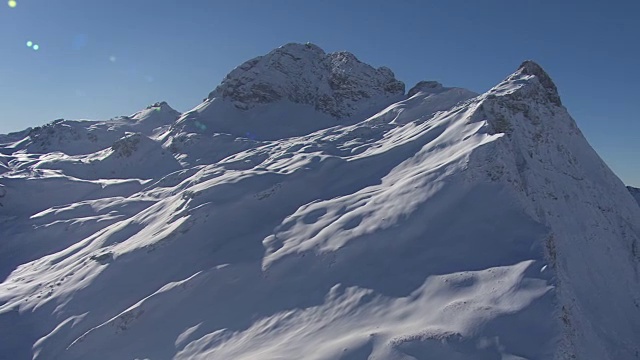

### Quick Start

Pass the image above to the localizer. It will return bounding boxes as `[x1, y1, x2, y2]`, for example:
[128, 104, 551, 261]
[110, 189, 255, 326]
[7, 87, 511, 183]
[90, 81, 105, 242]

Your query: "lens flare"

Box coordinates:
[26, 41, 33, 47]
[33, 44, 40, 51]
[8, 0, 17, 8]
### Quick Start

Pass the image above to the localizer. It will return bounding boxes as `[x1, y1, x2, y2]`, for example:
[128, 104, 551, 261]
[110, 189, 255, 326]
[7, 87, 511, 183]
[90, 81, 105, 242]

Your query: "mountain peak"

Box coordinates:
[144, 101, 176, 112]
[518, 60, 560, 98]
[486, 60, 562, 107]
[206, 43, 405, 119]
[515, 60, 562, 106]
[131, 101, 181, 127]
[278, 42, 326, 56]
[407, 81, 444, 97]
[518, 60, 546, 76]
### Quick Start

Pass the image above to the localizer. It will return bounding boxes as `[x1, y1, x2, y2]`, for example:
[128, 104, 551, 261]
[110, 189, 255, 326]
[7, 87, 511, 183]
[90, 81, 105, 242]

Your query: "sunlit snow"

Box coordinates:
[1, 44, 639, 360]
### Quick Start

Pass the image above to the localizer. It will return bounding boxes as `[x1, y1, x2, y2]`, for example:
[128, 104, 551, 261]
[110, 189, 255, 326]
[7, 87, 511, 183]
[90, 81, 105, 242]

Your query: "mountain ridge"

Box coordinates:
[208, 43, 405, 117]
[0, 43, 638, 360]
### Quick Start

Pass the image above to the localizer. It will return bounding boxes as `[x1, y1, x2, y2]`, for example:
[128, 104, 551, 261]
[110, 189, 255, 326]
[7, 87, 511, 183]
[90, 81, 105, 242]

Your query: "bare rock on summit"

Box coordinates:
[516, 60, 562, 106]
[208, 43, 405, 119]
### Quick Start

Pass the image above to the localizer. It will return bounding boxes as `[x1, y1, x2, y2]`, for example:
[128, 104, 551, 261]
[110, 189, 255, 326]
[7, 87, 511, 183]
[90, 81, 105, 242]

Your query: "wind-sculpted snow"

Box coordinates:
[0, 45, 639, 360]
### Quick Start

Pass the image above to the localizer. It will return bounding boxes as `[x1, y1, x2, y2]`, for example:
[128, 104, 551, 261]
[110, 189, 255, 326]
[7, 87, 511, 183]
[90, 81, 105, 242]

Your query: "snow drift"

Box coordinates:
[0, 44, 639, 360]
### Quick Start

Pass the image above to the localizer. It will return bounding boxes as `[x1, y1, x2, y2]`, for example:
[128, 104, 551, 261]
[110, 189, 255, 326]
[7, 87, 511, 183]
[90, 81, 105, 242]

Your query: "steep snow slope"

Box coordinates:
[0, 45, 639, 360]
[629, 186, 640, 206]
[469, 61, 640, 359]
[367, 81, 477, 125]
[0, 102, 182, 302]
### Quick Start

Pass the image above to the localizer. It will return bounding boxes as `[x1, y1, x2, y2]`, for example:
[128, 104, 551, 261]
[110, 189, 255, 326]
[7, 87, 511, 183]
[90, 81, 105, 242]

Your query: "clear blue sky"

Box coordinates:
[1, 0, 638, 186]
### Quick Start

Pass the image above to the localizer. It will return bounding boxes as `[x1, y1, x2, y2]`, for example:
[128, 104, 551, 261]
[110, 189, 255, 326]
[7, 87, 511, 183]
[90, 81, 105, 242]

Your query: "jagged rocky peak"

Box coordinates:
[145, 101, 174, 111]
[207, 42, 405, 118]
[407, 80, 444, 97]
[511, 60, 562, 106]
[493, 60, 562, 106]
[518, 60, 558, 92]
[477, 61, 574, 137]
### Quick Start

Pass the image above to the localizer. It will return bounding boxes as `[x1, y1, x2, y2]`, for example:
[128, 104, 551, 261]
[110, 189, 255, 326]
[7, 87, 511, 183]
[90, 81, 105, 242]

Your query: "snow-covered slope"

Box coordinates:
[0, 101, 180, 156]
[629, 186, 640, 206]
[1, 44, 639, 360]
[32, 132, 182, 180]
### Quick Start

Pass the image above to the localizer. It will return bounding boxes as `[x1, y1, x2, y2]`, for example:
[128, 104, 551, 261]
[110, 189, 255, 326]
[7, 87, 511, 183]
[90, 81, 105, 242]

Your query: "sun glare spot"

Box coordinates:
[26, 41, 33, 47]
[8, 0, 17, 8]
[33, 44, 40, 51]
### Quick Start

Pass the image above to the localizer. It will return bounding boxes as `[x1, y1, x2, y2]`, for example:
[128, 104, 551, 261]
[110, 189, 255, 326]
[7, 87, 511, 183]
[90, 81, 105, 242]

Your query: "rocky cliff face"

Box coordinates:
[208, 43, 405, 118]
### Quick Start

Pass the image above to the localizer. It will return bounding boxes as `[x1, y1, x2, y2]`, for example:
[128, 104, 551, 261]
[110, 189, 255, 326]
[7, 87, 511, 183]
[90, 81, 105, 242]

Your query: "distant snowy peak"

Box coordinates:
[0, 102, 179, 156]
[131, 101, 180, 122]
[629, 186, 640, 206]
[407, 80, 444, 97]
[207, 42, 405, 118]
[129, 101, 181, 134]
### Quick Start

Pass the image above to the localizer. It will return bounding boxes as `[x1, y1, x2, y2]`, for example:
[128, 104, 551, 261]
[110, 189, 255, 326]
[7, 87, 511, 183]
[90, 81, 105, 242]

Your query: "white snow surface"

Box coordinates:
[0, 44, 639, 360]
[0, 101, 179, 157]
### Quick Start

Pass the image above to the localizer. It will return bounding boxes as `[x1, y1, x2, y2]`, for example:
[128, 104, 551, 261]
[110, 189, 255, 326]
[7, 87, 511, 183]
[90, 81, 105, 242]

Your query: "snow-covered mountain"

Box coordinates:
[629, 186, 640, 206]
[0, 102, 180, 157]
[169, 43, 408, 140]
[1, 43, 639, 360]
